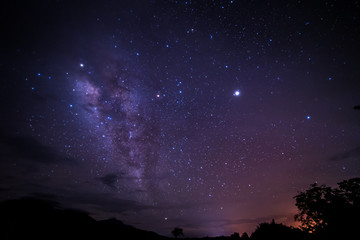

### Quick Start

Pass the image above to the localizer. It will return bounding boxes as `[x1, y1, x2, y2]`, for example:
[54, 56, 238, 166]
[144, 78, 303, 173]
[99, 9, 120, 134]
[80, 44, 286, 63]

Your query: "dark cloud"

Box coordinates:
[82, 103, 99, 114]
[48, 188, 152, 214]
[31, 93, 48, 103]
[330, 146, 360, 161]
[86, 194, 150, 214]
[1, 181, 153, 216]
[0, 187, 10, 192]
[0, 133, 78, 165]
[97, 173, 118, 189]
[30, 192, 59, 200]
[95, 172, 147, 191]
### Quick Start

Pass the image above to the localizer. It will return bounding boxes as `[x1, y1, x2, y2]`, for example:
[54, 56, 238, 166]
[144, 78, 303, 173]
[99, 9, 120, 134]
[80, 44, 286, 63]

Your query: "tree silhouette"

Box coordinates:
[294, 178, 360, 239]
[171, 227, 184, 238]
[230, 232, 240, 239]
[240, 232, 250, 239]
[250, 219, 304, 240]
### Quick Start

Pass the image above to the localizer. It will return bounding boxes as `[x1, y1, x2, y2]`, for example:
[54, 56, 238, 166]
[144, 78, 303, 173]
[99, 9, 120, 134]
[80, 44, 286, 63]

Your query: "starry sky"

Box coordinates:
[1, 0, 360, 237]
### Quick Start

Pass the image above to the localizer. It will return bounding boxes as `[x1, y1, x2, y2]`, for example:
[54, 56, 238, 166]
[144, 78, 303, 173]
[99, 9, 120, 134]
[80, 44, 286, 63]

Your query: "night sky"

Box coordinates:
[1, 0, 360, 237]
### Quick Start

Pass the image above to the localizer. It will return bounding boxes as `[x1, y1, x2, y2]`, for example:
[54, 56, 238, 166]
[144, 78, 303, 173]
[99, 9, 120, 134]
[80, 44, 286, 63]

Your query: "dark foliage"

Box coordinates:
[294, 178, 360, 240]
[230, 232, 240, 239]
[229, 232, 249, 240]
[250, 219, 306, 240]
[172, 227, 184, 238]
[240, 232, 249, 239]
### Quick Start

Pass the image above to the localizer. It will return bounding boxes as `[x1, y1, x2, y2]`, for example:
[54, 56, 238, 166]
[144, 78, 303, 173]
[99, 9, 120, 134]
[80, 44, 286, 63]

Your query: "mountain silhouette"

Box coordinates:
[0, 197, 169, 240]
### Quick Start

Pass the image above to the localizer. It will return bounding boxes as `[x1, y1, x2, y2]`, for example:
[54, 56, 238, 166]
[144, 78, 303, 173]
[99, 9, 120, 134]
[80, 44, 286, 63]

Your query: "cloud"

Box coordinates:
[30, 192, 59, 200]
[85, 193, 150, 214]
[97, 173, 119, 189]
[95, 172, 150, 193]
[0, 187, 10, 192]
[330, 146, 360, 161]
[38, 188, 152, 215]
[0, 133, 78, 165]
[5, 179, 153, 216]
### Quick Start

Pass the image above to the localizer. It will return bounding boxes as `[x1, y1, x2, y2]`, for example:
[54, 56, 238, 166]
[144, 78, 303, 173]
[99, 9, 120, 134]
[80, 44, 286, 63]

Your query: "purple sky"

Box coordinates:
[1, 0, 360, 237]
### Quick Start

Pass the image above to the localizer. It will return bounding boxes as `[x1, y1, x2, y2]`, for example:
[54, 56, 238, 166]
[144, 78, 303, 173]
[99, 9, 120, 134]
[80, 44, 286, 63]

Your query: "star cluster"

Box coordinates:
[1, 0, 360, 237]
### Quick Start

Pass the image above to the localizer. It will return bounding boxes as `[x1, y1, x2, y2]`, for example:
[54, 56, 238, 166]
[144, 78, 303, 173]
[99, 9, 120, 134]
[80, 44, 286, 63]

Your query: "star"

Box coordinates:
[233, 90, 241, 96]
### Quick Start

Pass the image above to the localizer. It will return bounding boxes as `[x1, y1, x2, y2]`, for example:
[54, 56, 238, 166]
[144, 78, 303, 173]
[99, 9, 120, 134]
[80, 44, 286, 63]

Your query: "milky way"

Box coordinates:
[1, 0, 360, 237]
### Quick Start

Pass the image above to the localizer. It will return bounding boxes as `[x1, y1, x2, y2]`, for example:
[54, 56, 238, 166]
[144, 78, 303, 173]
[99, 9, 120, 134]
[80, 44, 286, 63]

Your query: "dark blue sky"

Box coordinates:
[1, 0, 360, 237]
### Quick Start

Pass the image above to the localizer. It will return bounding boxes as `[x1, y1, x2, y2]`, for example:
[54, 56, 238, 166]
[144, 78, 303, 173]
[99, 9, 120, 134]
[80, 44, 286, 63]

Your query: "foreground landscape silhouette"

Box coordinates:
[0, 178, 359, 240]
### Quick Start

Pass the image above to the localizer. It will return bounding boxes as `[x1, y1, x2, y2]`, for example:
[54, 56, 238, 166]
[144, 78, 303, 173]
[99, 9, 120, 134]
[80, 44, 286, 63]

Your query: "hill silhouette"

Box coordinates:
[1, 177, 360, 240]
[0, 197, 169, 240]
[0, 197, 309, 240]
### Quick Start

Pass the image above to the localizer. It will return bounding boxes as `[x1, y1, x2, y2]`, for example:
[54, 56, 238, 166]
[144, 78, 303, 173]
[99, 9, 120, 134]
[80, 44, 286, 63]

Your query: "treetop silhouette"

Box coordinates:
[294, 177, 360, 239]
[172, 227, 184, 238]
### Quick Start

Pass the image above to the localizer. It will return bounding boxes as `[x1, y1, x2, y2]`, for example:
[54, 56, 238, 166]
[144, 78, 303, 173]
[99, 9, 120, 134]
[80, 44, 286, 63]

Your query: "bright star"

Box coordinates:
[233, 90, 241, 96]
[80, 63, 84, 67]
[306, 116, 311, 119]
